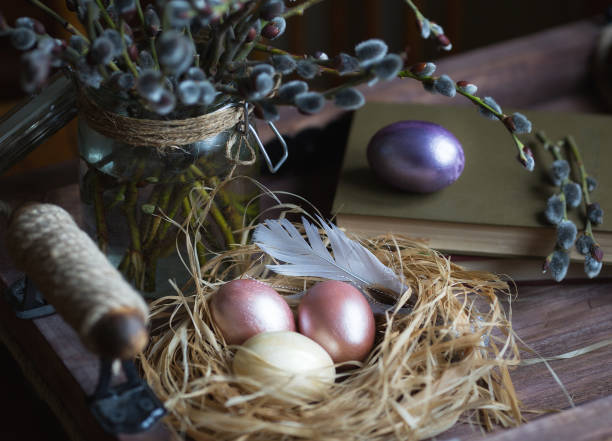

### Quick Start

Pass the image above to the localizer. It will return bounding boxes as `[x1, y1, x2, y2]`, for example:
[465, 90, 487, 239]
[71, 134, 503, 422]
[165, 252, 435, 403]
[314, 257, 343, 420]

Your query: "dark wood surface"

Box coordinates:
[1, 18, 612, 441]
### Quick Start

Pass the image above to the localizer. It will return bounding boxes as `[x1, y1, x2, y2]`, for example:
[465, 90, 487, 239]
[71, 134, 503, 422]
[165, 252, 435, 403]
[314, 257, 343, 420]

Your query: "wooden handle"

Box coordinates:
[89, 307, 149, 359]
[6, 203, 149, 359]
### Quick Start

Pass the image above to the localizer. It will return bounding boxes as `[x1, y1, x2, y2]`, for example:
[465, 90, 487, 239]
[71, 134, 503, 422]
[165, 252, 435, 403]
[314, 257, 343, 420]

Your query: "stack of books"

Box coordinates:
[332, 102, 611, 281]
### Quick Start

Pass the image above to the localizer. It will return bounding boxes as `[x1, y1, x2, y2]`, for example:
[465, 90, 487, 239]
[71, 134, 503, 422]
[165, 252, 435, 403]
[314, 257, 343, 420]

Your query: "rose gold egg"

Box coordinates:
[210, 279, 295, 344]
[298, 280, 375, 363]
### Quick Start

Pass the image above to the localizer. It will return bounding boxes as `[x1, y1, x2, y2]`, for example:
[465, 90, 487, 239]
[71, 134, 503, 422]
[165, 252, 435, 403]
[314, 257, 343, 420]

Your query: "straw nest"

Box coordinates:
[140, 225, 522, 441]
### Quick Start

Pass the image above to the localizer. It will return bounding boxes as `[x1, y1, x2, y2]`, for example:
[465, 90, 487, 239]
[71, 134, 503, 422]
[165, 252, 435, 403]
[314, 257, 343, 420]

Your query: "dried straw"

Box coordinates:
[140, 211, 523, 440]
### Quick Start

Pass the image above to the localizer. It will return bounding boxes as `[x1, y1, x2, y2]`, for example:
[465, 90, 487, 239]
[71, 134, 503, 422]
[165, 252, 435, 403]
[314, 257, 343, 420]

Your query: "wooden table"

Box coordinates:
[1, 19, 612, 441]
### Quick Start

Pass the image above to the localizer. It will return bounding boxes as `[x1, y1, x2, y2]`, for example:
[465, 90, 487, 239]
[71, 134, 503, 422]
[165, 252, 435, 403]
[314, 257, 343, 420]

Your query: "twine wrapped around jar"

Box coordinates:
[77, 90, 257, 165]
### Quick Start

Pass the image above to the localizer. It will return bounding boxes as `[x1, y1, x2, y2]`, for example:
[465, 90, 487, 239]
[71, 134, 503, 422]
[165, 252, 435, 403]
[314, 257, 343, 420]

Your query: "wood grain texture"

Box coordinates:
[1, 19, 611, 441]
[428, 279, 612, 441]
[506, 282, 612, 411]
[469, 395, 612, 441]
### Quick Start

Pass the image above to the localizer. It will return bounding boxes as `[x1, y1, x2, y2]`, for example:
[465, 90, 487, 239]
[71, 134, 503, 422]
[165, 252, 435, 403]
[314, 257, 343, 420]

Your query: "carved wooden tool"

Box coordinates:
[6, 203, 149, 360]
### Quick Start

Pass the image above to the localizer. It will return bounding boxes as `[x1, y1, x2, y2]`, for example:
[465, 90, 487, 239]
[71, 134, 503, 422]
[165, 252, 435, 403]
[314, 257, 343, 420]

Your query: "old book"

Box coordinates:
[333, 102, 611, 264]
[452, 255, 612, 282]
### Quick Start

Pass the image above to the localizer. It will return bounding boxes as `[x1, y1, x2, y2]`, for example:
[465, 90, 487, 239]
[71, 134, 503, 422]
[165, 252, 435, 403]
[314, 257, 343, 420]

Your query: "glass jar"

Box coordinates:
[78, 92, 259, 298]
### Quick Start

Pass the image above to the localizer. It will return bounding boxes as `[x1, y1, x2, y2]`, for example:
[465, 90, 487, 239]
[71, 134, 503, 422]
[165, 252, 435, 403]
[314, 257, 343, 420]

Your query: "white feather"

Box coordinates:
[253, 217, 406, 294]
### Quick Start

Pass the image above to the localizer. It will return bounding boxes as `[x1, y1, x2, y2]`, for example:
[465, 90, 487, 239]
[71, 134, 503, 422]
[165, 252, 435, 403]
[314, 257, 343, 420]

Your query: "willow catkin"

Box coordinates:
[6, 203, 149, 359]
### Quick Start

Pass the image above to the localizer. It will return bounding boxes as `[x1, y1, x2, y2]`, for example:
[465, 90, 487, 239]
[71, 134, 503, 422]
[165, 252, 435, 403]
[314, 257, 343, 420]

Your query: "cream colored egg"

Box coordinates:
[233, 331, 335, 400]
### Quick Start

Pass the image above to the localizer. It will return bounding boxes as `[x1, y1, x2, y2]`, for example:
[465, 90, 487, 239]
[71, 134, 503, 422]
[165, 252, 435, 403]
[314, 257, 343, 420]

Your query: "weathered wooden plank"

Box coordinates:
[437, 280, 612, 441]
[476, 395, 612, 441]
[508, 282, 612, 411]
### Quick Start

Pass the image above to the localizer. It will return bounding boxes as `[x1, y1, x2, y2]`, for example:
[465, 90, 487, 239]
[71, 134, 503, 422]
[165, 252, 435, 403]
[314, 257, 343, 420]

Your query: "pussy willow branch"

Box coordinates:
[566, 135, 596, 238]
[143, 174, 192, 291]
[404, 0, 448, 43]
[27, 0, 86, 39]
[26, 1, 125, 72]
[209, 2, 245, 18]
[120, 19, 140, 77]
[191, 160, 244, 231]
[205, 3, 254, 75]
[140, 187, 162, 242]
[143, 184, 173, 247]
[283, 0, 326, 19]
[404, 0, 424, 21]
[252, 43, 355, 76]
[220, 2, 259, 67]
[150, 36, 160, 69]
[399, 70, 527, 159]
[247, 42, 525, 158]
[86, 4, 97, 46]
[225, 0, 265, 67]
[536, 132, 569, 186]
[121, 163, 145, 287]
[95, 0, 117, 29]
[109, 184, 127, 209]
[565, 136, 591, 206]
[185, 25, 199, 68]
[321, 74, 372, 98]
[536, 132, 571, 222]
[193, 185, 236, 247]
[535, 133, 563, 162]
[135, 0, 146, 29]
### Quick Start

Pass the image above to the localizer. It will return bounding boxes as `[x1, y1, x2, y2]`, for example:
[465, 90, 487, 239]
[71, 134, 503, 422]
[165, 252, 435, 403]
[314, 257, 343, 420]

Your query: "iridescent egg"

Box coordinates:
[298, 280, 375, 363]
[210, 279, 295, 345]
[367, 120, 464, 193]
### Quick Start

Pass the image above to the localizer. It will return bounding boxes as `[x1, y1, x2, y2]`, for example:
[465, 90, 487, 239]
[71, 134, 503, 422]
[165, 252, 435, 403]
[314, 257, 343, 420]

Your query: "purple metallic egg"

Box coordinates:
[367, 120, 464, 193]
[210, 279, 295, 345]
[298, 280, 375, 363]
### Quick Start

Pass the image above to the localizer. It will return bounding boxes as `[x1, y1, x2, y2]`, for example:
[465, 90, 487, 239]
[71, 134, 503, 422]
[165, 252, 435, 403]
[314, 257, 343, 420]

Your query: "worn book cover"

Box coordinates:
[333, 102, 611, 263]
[452, 255, 612, 281]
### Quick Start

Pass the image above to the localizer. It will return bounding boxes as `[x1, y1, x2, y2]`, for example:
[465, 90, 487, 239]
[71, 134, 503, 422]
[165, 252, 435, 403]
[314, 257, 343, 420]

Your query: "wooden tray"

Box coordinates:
[1, 19, 611, 441]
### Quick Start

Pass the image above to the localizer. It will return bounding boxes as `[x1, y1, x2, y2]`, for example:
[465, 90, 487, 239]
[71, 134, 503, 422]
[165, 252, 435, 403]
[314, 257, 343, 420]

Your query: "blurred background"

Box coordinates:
[1, 0, 611, 176]
[274, 1, 610, 62]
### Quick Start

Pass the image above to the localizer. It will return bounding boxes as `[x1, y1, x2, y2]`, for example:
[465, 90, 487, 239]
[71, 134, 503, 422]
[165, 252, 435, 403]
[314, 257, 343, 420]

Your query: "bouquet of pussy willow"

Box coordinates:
[2, 0, 533, 164]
